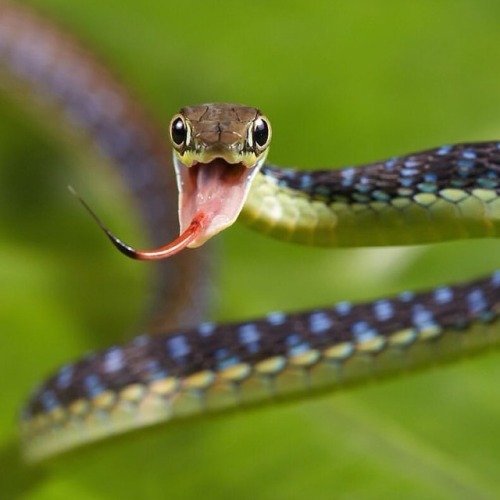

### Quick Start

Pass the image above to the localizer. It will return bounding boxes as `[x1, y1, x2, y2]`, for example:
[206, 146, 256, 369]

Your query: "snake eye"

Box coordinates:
[252, 117, 271, 149]
[170, 116, 188, 147]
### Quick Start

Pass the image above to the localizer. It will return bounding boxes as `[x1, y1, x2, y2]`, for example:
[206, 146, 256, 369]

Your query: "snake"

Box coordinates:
[3, 2, 500, 464]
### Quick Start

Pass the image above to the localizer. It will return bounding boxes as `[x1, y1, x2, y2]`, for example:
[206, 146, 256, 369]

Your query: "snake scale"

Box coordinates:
[2, 1, 500, 463]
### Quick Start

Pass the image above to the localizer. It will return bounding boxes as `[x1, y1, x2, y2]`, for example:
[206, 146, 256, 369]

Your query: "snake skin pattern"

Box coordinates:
[264, 142, 500, 200]
[21, 271, 500, 461]
[242, 143, 500, 246]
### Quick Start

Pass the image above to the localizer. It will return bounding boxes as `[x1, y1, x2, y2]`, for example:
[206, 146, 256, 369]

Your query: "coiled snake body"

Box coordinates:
[2, 2, 500, 463]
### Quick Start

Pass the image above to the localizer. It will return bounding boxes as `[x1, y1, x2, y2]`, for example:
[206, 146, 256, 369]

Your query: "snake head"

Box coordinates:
[170, 103, 271, 248]
[76, 104, 271, 260]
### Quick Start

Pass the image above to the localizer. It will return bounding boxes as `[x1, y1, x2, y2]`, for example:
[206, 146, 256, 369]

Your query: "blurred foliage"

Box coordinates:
[2, 0, 500, 498]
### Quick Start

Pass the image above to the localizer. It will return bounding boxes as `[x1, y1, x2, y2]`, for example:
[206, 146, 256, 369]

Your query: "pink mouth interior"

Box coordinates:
[177, 159, 255, 247]
[76, 158, 254, 261]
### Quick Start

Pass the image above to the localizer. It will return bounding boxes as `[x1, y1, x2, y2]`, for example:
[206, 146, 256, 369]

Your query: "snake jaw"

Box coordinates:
[174, 156, 262, 247]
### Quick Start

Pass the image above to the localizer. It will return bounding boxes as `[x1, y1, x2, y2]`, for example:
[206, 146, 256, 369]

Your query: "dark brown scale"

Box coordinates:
[25, 272, 500, 419]
[263, 142, 500, 202]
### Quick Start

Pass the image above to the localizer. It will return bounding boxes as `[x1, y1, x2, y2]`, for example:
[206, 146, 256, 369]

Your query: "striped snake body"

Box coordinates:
[2, 2, 500, 463]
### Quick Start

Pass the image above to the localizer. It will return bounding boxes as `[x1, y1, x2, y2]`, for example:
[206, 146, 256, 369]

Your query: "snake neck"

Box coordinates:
[241, 143, 500, 247]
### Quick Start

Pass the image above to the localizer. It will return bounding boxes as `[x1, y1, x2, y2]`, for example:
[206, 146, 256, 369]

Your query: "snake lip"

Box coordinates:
[174, 157, 259, 247]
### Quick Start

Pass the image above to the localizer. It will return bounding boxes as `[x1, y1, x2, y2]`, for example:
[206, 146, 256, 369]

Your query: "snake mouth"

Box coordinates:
[174, 158, 259, 247]
[73, 154, 263, 262]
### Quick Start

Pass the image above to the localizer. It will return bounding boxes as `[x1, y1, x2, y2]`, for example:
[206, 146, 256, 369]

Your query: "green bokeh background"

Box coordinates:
[2, 1, 500, 498]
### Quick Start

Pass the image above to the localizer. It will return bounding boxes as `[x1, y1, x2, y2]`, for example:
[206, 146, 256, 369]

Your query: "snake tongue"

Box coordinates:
[175, 159, 258, 248]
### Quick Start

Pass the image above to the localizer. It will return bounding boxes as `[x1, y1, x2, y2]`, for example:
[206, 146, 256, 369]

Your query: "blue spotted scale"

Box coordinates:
[22, 272, 500, 461]
[241, 142, 500, 247]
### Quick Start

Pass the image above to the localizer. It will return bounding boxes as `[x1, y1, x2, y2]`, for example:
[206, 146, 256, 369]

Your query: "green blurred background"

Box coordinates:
[2, 0, 500, 498]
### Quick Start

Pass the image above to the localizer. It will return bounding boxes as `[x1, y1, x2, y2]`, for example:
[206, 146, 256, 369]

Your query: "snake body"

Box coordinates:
[21, 271, 500, 462]
[2, 1, 500, 463]
[246, 142, 500, 247]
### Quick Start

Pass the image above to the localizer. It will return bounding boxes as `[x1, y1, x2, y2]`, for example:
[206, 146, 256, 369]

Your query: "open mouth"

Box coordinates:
[74, 155, 262, 261]
[175, 158, 259, 247]
[76, 129, 265, 260]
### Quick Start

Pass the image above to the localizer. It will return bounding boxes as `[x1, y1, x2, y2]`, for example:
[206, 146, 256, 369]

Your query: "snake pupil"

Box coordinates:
[171, 117, 187, 146]
[253, 118, 269, 148]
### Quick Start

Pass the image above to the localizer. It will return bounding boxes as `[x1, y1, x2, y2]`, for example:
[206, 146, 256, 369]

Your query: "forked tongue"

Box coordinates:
[72, 159, 256, 260]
